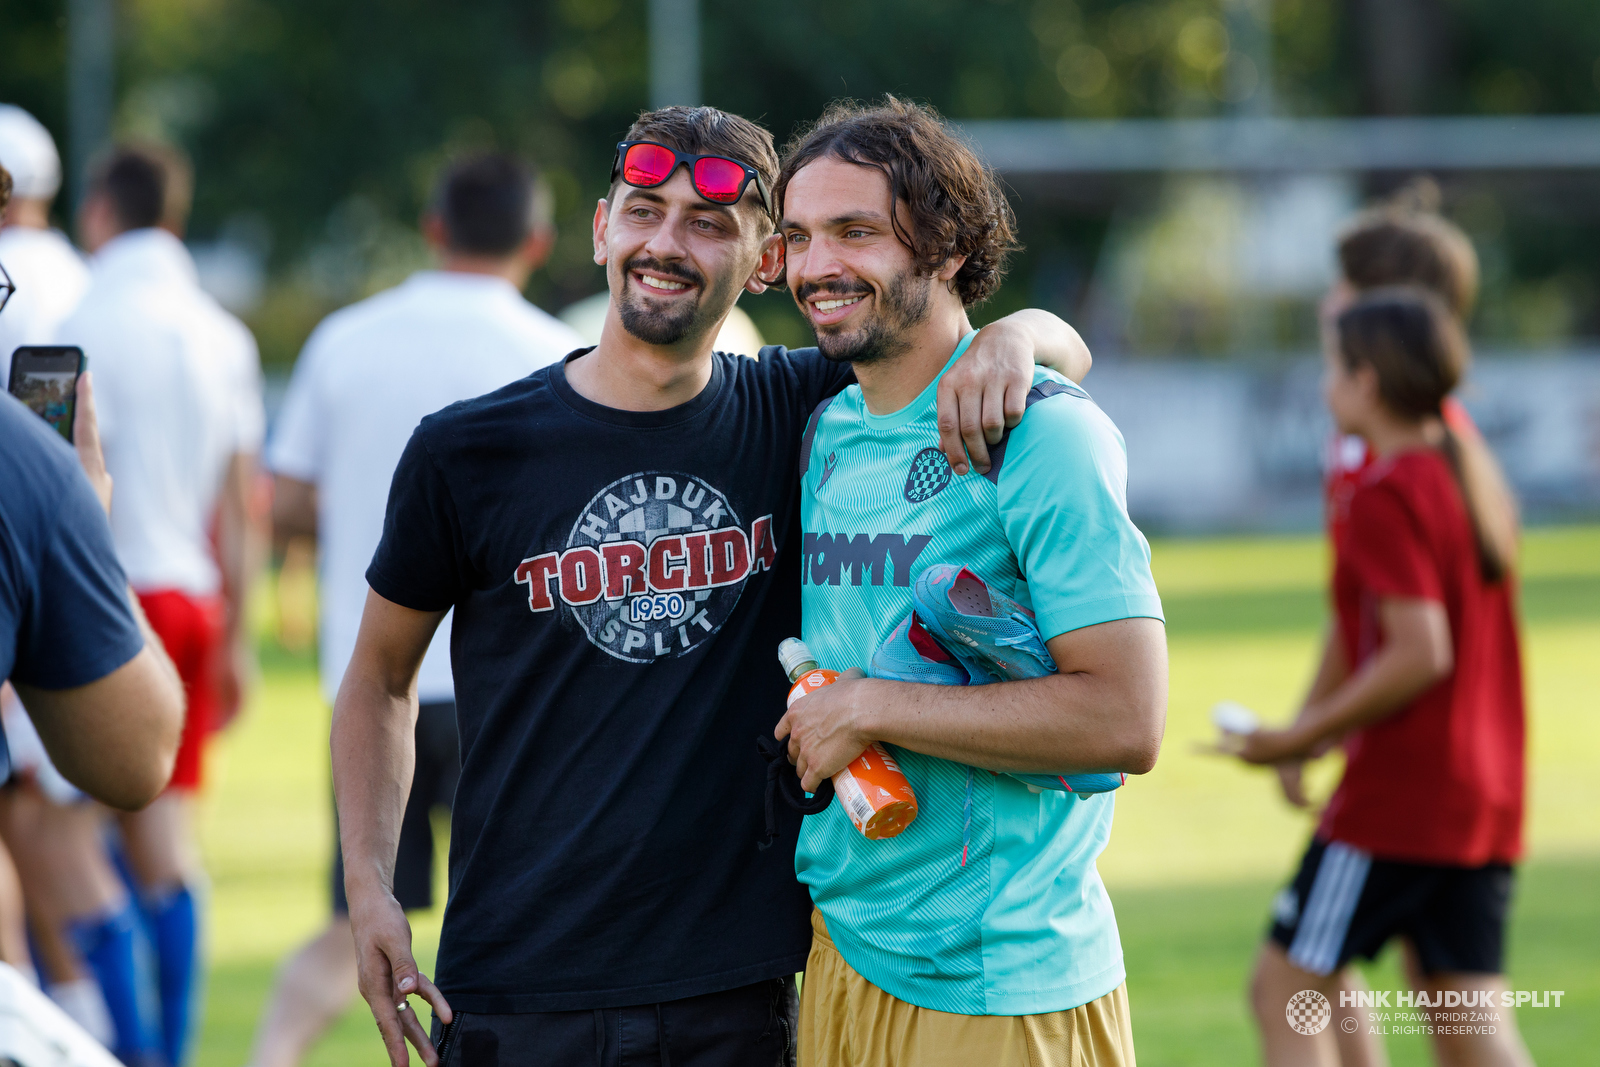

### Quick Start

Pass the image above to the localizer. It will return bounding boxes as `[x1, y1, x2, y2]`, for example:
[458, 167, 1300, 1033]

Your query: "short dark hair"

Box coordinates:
[611, 106, 779, 224]
[91, 143, 192, 231]
[433, 152, 550, 256]
[774, 96, 1018, 307]
[0, 164, 11, 217]
[1338, 180, 1479, 318]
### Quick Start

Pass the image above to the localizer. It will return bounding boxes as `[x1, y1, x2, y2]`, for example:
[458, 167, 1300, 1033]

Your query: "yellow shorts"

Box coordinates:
[799, 910, 1136, 1067]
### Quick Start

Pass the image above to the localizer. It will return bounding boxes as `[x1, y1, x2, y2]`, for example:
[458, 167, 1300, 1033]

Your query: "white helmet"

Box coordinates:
[0, 104, 63, 200]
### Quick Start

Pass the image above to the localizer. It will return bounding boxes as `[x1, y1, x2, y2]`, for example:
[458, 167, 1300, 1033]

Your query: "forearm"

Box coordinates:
[218, 452, 266, 637]
[1291, 625, 1350, 735]
[331, 679, 417, 899]
[860, 671, 1161, 775]
[988, 309, 1091, 384]
[271, 474, 318, 544]
[1291, 646, 1438, 752]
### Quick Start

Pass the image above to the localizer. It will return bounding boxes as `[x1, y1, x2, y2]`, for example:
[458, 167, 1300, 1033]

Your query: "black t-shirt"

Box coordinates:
[367, 346, 852, 1012]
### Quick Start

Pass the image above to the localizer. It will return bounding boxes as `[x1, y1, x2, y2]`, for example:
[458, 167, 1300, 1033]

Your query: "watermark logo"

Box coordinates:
[1287, 989, 1332, 1035]
[1338, 988, 1564, 1038]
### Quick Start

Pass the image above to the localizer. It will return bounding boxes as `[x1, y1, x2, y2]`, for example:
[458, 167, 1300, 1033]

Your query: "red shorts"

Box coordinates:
[137, 590, 224, 792]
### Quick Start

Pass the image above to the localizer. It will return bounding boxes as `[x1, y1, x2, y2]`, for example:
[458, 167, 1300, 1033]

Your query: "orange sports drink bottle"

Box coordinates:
[778, 638, 918, 840]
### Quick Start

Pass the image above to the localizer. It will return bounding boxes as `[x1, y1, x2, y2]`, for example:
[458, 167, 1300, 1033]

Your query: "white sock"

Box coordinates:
[46, 977, 116, 1047]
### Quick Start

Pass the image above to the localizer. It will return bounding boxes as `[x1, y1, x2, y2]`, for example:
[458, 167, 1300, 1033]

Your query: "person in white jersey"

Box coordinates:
[0, 105, 125, 1042]
[248, 151, 582, 1067]
[54, 142, 265, 1067]
[0, 105, 90, 358]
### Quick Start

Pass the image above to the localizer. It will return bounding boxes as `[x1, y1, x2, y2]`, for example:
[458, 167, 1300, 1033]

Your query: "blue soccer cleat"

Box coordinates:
[870, 611, 971, 685]
[908, 563, 1125, 798]
[912, 564, 1055, 682]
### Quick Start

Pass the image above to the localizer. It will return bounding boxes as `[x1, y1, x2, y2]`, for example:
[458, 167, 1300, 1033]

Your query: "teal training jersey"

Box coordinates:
[795, 331, 1164, 1016]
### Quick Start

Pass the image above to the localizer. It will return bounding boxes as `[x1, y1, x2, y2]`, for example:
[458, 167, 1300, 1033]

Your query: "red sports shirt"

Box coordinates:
[1318, 448, 1525, 866]
[1325, 398, 1477, 553]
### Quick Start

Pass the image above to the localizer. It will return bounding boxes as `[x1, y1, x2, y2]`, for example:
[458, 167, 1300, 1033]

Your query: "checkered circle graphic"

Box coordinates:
[1286, 989, 1332, 1035]
[903, 447, 953, 503]
[565, 471, 743, 663]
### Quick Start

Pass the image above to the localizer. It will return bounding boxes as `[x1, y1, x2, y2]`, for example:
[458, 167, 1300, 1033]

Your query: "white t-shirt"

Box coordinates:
[54, 228, 265, 596]
[0, 225, 90, 355]
[266, 270, 583, 704]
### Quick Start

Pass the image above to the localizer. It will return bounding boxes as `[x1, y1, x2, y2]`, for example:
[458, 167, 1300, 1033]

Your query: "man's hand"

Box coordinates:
[334, 591, 448, 1063]
[775, 668, 870, 792]
[936, 311, 1092, 477]
[936, 322, 1034, 477]
[349, 887, 452, 1067]
[72, 372, 113, 514]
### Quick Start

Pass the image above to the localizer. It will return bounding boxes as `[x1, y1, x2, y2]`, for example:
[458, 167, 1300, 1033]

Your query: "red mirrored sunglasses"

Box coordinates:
[611, 141, 771, 215]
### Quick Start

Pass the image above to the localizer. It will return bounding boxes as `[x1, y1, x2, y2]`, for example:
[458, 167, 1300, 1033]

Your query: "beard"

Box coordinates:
[616, 255, 722, 346]
[798, 268, 934, 366]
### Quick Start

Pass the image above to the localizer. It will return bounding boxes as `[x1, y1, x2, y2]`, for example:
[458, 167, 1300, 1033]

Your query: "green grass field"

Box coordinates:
[193, 527, 1600, 1066]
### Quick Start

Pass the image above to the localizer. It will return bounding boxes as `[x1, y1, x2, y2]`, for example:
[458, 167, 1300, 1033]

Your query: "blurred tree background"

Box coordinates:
[4, 0, 1600, 364]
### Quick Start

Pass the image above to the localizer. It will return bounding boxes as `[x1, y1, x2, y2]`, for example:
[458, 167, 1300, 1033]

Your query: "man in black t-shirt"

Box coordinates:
[336, 106, 1092, 1066]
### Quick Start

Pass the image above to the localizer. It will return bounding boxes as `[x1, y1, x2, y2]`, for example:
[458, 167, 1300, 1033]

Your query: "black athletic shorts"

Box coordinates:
[1268, 837, 1513, 977]
[333, 700, 459, 914]
[427, 976, 797, 1067]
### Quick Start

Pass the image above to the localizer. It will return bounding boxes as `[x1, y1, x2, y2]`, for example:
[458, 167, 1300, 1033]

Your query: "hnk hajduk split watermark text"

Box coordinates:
[1285, 988, 1566, 1037]
[1340, 988, 1565, 1009]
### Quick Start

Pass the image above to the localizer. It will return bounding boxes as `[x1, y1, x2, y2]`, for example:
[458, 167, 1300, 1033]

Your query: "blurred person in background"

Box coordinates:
[1, 156, 187, 1062]
[1304, 183, 1507, 1066]
[1322, 181, 1485, 566]
[52, 142, 266, 1067]
[0, 105, 119, 1042]
[0, 104, 90, 359]
[1234, 289, 1531, 1067]
[245, 151, 582, 1067]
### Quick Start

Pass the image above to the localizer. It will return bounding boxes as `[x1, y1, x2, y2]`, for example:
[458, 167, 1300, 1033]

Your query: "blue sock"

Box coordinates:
[68, 902, 160, 1063]
[142, 883, 201, 1067]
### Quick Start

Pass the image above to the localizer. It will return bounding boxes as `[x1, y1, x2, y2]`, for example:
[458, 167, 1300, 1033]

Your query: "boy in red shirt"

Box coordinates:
[1234, 289, 1532, 1067]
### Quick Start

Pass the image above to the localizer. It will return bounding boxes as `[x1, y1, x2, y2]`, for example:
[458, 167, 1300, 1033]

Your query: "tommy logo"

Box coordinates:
[513, 472, 777, 663]
[816, 451, 839, 491]
[801, 531, 931, 587]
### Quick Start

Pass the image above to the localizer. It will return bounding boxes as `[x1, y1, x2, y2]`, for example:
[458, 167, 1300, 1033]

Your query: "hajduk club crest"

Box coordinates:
[513, 472, 776, 663]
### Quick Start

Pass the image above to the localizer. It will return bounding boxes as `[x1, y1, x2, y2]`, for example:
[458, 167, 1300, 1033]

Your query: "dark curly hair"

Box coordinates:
[774, 95, 1018, 307]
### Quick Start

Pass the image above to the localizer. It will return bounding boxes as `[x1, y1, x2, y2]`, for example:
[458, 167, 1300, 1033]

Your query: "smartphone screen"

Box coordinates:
[8, 346, 87, 443]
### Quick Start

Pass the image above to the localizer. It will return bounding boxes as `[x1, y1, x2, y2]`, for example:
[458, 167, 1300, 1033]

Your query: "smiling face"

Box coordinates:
[593, 164, 776, 348]
[779, 156, 946, 365]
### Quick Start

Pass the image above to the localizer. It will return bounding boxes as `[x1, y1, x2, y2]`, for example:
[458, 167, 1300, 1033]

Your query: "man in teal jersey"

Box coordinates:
[774, 97, 1168, 1066]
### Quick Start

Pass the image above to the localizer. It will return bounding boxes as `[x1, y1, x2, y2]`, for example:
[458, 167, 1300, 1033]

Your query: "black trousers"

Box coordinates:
[428, 976, 798, 1067]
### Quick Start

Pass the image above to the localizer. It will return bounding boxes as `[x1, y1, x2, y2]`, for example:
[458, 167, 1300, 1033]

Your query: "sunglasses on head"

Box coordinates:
[611, 141, 771, 215]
